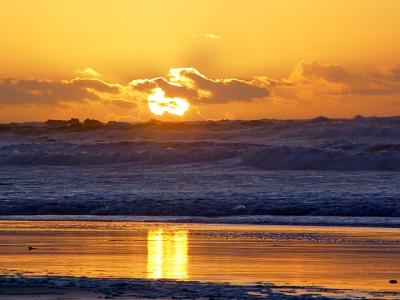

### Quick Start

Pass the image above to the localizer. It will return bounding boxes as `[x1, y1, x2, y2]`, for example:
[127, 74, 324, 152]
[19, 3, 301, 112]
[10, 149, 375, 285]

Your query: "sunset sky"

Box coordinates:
[1, 0, 400, 122]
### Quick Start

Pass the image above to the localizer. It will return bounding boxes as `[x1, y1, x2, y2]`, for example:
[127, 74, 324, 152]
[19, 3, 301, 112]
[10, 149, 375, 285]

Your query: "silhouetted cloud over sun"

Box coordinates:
[130, 68, 270, 105]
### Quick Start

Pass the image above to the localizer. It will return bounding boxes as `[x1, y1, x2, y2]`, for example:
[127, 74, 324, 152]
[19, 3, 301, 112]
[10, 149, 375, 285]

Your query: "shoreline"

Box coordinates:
[1, 214, 400, 228]
[1, 275, 398, 300]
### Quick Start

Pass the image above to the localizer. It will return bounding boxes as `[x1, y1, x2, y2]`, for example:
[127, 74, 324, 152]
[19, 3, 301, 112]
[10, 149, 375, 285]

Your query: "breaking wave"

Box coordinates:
[1, 141, 400, 170]
[243, 146, 400, 171]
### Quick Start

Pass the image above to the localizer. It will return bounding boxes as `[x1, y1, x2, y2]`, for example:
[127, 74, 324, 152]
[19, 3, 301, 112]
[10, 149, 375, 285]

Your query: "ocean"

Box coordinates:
[1, 117, 400, 222]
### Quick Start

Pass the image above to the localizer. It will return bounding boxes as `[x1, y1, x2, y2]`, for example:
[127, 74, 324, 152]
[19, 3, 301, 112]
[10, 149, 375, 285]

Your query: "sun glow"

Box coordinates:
[148, 88, 189, 116]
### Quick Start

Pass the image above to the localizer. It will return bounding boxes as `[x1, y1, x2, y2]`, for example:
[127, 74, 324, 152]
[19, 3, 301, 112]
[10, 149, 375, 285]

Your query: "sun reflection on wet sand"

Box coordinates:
[147, 229, 188, 279]
[0, 221, 400, 292]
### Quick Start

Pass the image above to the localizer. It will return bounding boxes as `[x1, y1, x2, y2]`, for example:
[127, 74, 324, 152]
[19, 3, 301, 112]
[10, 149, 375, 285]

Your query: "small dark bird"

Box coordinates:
[28, 246, 36, 251]
[389, 279, 398, 284]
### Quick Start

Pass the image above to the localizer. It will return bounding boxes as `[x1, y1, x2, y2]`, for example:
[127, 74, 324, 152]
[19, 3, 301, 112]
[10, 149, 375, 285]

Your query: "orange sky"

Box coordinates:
[1, 0, 400, 122]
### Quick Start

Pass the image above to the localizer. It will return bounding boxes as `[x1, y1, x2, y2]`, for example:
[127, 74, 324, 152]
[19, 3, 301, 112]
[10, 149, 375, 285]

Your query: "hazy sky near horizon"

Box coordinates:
[1, 0, 400, 122]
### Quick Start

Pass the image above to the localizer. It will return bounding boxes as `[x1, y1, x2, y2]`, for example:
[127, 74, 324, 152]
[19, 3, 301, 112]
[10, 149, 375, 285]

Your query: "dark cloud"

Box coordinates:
[389, 65, 400, 81]
[175, 68, 270, 103]
[108, 99, 137, 109]
[0, 78, 121, 105]
[289, 61, 400, 96]
[291, 61, 351, 83]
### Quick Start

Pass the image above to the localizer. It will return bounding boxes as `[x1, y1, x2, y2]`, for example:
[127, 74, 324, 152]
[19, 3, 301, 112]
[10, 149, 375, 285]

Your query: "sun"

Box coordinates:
[148, 88, 190, 116]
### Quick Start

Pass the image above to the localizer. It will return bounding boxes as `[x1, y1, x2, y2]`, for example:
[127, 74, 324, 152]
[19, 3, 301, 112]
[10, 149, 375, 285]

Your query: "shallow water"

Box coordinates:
[0, 221, 399, 293]
[1, 165, 400, 219]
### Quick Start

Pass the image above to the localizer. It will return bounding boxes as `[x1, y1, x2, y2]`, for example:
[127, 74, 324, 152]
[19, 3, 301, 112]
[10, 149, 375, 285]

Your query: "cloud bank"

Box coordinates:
[1, 62, 400, 121]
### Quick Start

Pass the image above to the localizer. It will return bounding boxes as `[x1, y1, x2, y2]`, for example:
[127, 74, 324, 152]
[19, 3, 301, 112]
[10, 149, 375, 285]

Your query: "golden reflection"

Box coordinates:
[147, 229, 188, 279]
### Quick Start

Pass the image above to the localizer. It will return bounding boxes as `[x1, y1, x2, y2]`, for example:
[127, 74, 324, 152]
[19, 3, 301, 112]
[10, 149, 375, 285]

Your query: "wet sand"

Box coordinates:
[0, 221, 399, 298]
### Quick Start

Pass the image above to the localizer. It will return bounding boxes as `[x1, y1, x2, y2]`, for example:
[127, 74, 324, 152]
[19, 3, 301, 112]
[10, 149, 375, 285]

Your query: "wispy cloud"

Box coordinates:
[75, 67, 102, 78]
[192, 33, 221, 40]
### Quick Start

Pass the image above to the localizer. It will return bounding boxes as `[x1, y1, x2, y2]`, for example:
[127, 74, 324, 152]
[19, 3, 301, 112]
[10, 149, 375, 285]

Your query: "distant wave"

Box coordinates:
[0, 141, 244, 166]
[1, 116, 400, 170]
[1, 141, 400, 170]
[243, 146, 400, 171]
